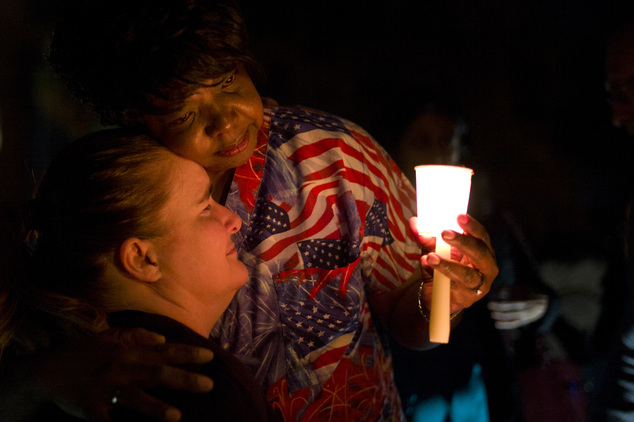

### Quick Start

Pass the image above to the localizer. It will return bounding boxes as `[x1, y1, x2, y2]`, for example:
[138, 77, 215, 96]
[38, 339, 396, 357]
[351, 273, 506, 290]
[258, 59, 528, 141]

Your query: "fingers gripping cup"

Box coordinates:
[415, 165, 473, 343]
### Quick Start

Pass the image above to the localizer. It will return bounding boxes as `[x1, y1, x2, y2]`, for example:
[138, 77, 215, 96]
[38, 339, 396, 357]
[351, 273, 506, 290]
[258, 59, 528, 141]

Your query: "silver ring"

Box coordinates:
[111, 389, 121, 406]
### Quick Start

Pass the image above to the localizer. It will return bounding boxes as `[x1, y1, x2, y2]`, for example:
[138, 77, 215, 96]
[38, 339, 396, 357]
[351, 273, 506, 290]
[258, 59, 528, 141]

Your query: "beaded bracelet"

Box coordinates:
[417, 280, 463, 322]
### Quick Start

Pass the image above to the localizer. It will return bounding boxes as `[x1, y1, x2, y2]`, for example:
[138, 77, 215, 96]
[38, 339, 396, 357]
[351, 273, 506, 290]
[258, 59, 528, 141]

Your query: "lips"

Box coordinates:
[217, 133, 249, 157]
[227, 243, 237, 256]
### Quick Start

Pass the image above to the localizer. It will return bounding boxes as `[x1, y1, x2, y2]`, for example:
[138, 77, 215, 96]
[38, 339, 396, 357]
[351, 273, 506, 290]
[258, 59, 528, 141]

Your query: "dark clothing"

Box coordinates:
[109, 311, 279, 421]
[33, 311, 279, 421]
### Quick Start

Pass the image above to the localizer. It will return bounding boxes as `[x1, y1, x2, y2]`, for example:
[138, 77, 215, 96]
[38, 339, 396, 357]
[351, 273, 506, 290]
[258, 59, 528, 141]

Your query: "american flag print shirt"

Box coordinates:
[211, 106, 421, 421]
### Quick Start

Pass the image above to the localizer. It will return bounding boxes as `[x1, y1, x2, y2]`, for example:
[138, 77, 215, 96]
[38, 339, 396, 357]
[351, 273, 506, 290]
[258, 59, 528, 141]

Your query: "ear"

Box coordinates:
[119, 238, 162, 282]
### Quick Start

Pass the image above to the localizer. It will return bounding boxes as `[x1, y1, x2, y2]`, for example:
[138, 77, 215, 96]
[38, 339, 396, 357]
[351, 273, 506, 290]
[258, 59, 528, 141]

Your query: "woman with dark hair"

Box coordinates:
[0, 129, 278, 421]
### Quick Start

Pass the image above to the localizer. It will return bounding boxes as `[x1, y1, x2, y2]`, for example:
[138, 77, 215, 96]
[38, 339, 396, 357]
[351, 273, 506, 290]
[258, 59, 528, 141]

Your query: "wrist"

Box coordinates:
[417, 281, 463, 323]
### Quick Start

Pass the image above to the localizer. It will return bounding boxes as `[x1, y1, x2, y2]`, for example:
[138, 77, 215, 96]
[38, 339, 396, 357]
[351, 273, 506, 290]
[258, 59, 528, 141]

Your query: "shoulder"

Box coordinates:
[267, 105, 368, 138]
[265, 105, 388, 159]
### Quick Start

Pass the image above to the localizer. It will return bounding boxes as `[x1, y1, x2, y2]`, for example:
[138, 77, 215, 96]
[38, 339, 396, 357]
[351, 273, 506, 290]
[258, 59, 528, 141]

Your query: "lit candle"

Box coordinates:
[415, 165, 473, 343]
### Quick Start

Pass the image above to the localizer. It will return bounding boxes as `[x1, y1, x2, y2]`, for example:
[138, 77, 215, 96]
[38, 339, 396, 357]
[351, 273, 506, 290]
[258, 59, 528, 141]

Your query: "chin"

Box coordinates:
[231, 263, 249, 286]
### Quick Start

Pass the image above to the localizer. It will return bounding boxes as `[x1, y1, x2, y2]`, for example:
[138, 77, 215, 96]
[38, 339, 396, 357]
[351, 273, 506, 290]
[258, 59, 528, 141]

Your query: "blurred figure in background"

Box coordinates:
[394, 105, 468, 182]
[590, 20, 634, 422]
[606, 22, 634, 137]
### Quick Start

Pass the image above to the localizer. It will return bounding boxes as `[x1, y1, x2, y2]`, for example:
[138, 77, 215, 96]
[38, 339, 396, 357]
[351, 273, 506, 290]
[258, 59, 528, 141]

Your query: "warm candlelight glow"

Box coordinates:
[415, 165, 473, 343]
[415, 165, 473, 235]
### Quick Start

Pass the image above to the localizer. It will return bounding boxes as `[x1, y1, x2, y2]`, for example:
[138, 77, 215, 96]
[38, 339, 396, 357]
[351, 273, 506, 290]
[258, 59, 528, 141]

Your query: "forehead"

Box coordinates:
[147, 71, 229, 114]
[606, 30, 634, 83]
[167, 154, 210, 198]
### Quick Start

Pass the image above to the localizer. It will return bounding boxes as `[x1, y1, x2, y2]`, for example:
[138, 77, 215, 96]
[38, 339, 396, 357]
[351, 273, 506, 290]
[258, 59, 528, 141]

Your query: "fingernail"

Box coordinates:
[165, 408, 182, 422]
[458, 214, 469, 224]
[427, 253, 441, 265]
[442, 230, 456, 240]
[198, 376, 214, 391]
[199, 348, 214, 361]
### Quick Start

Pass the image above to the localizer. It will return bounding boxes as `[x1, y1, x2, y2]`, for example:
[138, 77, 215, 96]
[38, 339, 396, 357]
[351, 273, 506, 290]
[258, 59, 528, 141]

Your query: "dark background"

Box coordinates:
[241, 0, 634, 264]
[3, 0, 634, 263]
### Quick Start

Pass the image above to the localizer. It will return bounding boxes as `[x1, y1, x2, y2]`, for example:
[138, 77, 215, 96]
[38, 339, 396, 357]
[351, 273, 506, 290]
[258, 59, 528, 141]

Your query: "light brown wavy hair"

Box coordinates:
[0, 129, 175, 357]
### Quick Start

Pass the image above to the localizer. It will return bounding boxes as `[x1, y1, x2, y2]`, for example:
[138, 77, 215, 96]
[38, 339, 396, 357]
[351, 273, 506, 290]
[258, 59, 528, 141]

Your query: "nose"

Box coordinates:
[214, 201, 242, 234]
[203, 99, 239, 139]
[227, 209, 242, 234]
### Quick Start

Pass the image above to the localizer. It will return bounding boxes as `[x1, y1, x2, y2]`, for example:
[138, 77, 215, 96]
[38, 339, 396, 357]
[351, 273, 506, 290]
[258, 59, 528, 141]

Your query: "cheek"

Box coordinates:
[200, 227, 230, 259]
[240, 83, 264, 125]
[144, 125, 211, 166]
[165, 137, 216, 168]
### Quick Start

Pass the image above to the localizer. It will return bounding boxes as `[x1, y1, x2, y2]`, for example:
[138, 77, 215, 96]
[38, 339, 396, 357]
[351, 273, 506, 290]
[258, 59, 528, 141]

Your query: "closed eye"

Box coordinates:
[170, 111, 194, 127]
[208, 69, 238, 89]
[201, 193, 214, 214]
[222, 71, 237, 88]
[199, 203, 213, 217]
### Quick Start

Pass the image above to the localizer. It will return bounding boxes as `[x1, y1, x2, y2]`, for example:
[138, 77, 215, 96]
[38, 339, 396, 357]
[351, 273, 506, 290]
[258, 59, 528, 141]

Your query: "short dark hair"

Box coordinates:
[0, 129, 175, 355]
[49, 0, 263, 128]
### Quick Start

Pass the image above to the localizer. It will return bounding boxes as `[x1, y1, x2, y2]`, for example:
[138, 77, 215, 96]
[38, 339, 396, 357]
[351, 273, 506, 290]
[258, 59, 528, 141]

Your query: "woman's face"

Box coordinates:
[143, 64, 264, 185]
[154, 153, 247, 306]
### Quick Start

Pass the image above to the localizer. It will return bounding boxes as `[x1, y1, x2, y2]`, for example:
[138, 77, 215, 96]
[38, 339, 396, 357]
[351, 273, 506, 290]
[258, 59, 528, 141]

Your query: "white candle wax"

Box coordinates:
[429, 238, 452, 343]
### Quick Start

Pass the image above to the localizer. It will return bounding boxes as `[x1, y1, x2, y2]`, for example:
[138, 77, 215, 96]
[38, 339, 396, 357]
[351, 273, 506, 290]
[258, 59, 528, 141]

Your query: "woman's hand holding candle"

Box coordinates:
[411, 214, 499, 313]
[369, 212, 498, 351]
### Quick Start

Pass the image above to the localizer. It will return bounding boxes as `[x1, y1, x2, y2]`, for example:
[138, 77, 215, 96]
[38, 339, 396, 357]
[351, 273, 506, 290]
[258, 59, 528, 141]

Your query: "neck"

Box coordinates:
[103, 268, 231, 337]
[109, 289, 232, 338]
